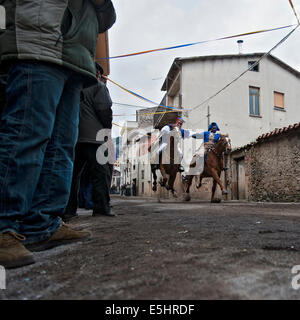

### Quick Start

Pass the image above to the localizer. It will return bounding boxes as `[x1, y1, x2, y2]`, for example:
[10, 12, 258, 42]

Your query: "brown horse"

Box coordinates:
[183, 134, 231, 203]
[150, 127, 182, 197]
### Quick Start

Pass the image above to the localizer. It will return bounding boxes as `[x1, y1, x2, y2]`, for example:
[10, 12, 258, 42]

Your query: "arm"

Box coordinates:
[90, 0, 116, 33]
[181, 129, 205, 139]
[160, 125, 171, 143]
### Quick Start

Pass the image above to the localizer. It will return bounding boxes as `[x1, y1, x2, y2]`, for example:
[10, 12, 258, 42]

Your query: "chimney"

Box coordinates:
[237, 40, 243, 54]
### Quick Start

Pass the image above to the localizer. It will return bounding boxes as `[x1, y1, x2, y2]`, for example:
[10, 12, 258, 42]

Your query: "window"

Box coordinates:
[249, 87, 260, 116]
[141, 170, 145, 180]
[274, 91, 284, 109]
[248, 61, 259, 72]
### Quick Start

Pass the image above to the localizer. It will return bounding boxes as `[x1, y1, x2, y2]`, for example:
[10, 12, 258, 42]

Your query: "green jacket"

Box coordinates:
[0, 0, 116, 83]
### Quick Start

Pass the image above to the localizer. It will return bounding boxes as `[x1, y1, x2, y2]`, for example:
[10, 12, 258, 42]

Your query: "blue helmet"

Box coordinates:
[208, 122, 220, 131]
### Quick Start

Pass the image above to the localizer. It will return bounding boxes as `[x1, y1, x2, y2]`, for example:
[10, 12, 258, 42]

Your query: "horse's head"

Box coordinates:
[218, 134, 231, 154]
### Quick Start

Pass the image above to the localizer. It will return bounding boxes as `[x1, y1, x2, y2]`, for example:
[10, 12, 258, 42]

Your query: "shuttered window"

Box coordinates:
[249, 87, 260, 116]
[274, 91, 284, 109]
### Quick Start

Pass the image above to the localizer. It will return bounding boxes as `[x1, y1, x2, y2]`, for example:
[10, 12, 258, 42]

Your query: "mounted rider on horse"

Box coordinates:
[152, 116, 205, 172]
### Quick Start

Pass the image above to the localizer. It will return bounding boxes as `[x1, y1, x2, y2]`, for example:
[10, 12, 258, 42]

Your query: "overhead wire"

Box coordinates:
[188, 24, 300, 114]
[111, 5, 300, 128]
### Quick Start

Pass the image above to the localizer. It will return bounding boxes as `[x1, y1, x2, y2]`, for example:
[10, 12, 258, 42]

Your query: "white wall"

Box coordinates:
[181, 56, 300, 148]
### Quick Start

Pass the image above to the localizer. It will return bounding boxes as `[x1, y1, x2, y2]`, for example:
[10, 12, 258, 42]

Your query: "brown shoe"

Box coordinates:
[0, 232, 35, 269]
[26, 223, 91, 252]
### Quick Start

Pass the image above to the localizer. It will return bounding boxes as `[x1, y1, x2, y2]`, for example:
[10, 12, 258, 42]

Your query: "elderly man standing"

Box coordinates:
[0, 0, 116, 269]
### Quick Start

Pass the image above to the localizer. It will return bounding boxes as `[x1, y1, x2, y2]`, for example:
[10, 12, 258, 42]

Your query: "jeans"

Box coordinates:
[0, 61, 84, 244]
[78, 166, 94, 210]
[64, 143, 112, 216]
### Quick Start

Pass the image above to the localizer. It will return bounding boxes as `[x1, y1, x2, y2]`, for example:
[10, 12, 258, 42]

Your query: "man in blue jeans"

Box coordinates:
[0, 0, 116, 269]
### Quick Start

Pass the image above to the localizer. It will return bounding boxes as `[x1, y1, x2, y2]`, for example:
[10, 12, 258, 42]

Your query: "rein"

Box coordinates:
[210, 138, 228, 159]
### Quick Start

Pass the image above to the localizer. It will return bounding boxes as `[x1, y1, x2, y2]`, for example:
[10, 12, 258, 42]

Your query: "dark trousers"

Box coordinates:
[65, 142, 112, 215]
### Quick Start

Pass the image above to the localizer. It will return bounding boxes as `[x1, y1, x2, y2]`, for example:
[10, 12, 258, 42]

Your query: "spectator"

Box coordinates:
[63, 62, 115, 222]
[132, 181, 137, 196]
[125, 183, 131, 197]
[0, 0, 116, 269]
[121, 184, 126, 196]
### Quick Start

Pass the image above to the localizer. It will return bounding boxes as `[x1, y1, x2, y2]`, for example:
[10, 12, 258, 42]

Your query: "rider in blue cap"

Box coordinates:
[204, 122, 221, 145]
[203, 122, 228, 171]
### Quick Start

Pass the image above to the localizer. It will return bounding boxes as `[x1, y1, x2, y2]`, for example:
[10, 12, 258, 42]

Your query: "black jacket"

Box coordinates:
[78, 80, 112, 144]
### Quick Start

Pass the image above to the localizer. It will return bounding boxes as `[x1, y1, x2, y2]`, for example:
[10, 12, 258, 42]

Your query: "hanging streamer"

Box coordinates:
[104, 76, 182, 112]
[288, 0, 300, 24]
[98, 24, 295, 60]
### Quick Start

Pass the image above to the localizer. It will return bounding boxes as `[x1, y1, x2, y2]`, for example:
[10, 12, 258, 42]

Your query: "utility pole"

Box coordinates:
[207, 105, 211, 127]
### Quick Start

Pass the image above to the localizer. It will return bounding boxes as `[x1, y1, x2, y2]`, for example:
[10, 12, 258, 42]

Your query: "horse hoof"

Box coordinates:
[211, 198, 221, 203]
[196, 184, 201, 189]
[222, 189, 228, 195]
[184, 194, 191, 202]
[172, 192, 178, 198]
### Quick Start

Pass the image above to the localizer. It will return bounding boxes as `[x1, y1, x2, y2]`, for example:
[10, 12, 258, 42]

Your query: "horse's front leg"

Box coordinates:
[183, 175, 193, 201]
[196, 174, 203, 189]
[167, 167, 178, 197]
[210, 168, 228, 195]
[211, 179, 220, 203]
[159, 164, 168, 187]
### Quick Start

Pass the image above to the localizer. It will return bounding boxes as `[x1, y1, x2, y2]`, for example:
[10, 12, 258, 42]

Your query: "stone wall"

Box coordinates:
[248, 132, 300, 202]
[229, 129, 300, 202]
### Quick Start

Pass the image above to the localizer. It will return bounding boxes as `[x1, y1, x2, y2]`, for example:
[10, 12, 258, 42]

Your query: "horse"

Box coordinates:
[183, 134, 231, 203]
[149, 127, 182, 197]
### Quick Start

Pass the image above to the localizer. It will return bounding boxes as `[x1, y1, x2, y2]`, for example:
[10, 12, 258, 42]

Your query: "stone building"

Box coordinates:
[228, 122, 300, 202]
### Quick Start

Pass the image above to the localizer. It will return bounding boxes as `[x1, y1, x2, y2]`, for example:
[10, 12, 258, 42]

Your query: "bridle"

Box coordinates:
[211, 136, 231, 158]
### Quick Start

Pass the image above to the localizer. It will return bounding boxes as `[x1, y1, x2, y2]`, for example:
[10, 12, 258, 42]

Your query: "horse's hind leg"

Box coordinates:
[159, 164, 168, 187]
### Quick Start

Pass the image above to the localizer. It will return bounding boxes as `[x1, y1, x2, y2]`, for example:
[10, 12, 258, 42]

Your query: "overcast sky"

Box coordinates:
[1, 1, 300, 136]
[108, 0, 300, 136]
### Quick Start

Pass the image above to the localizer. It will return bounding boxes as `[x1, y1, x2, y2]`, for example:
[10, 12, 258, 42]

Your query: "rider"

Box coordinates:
[203, 122, 228, 171]
[155, 116, 203, 172]
[204, 122, 221, 150]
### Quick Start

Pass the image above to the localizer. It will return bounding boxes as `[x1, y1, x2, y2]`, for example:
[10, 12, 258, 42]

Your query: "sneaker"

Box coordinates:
[0, 232, 35, 269]
[26, 223, 91, 252]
